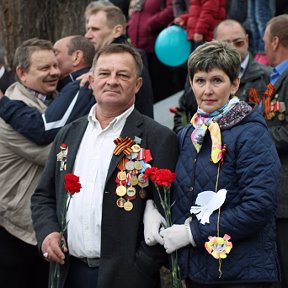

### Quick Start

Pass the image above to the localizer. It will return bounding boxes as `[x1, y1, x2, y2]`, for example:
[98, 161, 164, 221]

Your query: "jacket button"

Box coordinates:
[188, 186, 193, 192]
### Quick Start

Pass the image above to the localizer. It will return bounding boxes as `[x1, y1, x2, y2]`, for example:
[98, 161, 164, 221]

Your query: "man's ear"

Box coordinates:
[272, 35, 280, 51]
[112, 24, 125, 39]
[16, 66, 27, 83]
[135, 77, 143, 94]
[72, 50, 84, 66]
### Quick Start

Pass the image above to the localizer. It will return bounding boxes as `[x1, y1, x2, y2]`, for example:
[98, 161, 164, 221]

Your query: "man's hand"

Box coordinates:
[76, 71, 92, 88]
[41, 232, 68, 264]
[143, 200, 167, 246]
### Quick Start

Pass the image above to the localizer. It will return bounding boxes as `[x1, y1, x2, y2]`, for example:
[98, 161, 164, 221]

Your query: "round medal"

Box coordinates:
[125, 161, 134, 171]
[127, 152, 138, 160]
[134, 161, 143, 170]
[124, 200, 133, 211]
[127, 186, 136, 197]
[116, 197, 126, 208]
[132, 144, 141, 153]
[278, 113, 285, 121]
[130, 175, 138, 186]
[117, 171, 127, 181]
[139, 189, 147, 199]
[116, 185, 127, 197]
[138, 173, 147, 184]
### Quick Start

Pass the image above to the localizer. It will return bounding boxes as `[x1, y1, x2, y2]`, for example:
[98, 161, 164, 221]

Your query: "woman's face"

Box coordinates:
[190, 68, 239, 113]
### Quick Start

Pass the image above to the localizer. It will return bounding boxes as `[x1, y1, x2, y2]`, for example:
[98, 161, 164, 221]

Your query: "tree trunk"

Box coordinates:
[0, 0, 91, 69]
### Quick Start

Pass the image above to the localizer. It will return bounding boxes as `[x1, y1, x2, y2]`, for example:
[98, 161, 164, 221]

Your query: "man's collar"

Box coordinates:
[57, 67, 91, 91]
[0, 66, 5, 79]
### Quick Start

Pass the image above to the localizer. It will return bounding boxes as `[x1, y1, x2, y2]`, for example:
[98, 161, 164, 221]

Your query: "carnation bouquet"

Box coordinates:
[144, 167, 181, 288]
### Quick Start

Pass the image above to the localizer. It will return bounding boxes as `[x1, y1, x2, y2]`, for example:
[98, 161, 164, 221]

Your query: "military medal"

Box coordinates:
[123, 200, 133, 211]
[114, 136, 153, 211]
[116, 197, 126, 208]
[134, 160, 143, 170]
[132, 144, 141, 153]
[278, 113, 285, 121]
[127, 186, 136, 197]
[125, 161, 134, 171]
[117, 171, 127, 181]
[116, 185, 126, 197]
[130, 175, 138, 186]
[139, 189, 147, 199]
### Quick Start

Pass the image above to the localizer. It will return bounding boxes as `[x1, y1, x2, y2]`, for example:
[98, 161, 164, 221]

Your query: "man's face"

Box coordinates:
[263, 25, 275, 67]
[215, 23, 249, 61]
[18, 50, 60, 94]
[89, 52, 142, 113]
[53, 37, 74, 79]
[85, 11, 115, 50]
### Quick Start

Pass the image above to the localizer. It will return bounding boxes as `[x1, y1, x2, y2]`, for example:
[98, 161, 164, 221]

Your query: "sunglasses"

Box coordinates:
[224, 38, 246, 48]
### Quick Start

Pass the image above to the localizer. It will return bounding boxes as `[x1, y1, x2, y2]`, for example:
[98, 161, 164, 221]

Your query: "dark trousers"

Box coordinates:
[64, 256, 99, 288]
[186, 280, 274, 288]
[0, 226, 49, 288]
[147, 53, 187, 103]
[275, 218, 288, 288]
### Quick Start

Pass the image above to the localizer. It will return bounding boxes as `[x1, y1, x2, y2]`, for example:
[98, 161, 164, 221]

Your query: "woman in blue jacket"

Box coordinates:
[157, 41, 281, 287]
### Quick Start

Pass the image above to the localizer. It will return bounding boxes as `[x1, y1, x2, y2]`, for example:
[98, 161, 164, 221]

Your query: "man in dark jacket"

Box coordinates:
[173, 19, 271, 133]
[31, 44, 178, 288]
[84, 4, 154, 117]
[263, 14, 288, 288]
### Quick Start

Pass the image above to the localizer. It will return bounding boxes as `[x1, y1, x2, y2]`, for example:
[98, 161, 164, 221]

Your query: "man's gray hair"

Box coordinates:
[13, 38, 54, 71]
[91, 44, 143, 77]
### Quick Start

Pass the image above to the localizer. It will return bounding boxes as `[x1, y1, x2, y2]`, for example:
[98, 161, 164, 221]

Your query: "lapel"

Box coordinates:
[105, 109, 144, 185]
[65, 118, 89, 173]
[274, 68, 288, 100]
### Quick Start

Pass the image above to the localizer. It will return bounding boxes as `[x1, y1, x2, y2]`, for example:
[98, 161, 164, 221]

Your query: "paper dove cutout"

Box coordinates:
[190, 189, 227, 224]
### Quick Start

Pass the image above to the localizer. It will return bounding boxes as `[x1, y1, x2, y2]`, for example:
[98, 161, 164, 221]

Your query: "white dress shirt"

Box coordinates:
[67, 104, 134, 258]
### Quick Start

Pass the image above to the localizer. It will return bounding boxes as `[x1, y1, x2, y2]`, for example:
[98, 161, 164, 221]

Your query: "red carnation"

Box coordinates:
[149, 168, 176, 188]
[64, 173, 82, 195]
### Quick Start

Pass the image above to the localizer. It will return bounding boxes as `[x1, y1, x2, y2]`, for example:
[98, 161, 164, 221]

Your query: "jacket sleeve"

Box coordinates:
[31, 133, 62, 248]
[0, 119, 51, 166]
[147, 0, 174, 33]
[0, 84, 94, 145]
[0, 96, 46, 144]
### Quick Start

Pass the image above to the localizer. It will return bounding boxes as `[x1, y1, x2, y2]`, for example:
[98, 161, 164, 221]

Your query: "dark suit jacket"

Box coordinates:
[31, 109, 179, 288]
[0, 68, 14, 93]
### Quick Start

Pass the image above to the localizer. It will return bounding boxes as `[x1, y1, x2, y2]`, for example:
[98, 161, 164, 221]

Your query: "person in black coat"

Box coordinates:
[31, 44, 178, 288]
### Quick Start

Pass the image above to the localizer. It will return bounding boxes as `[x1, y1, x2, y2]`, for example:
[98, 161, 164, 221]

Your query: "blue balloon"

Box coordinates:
[155, 25, 191, 67]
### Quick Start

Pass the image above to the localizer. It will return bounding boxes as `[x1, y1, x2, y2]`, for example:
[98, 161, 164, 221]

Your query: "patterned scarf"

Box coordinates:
[191, 97, 239, 163]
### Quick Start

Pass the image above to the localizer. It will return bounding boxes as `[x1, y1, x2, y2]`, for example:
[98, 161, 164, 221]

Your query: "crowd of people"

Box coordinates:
[0, 0, 288, 288]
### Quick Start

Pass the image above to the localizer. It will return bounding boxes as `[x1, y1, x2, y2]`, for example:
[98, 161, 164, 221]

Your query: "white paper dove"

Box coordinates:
[190, 189, 227, 224]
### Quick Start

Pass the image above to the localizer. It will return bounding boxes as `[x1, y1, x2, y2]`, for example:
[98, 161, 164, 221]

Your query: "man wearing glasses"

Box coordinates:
[173, 19, 271, 133]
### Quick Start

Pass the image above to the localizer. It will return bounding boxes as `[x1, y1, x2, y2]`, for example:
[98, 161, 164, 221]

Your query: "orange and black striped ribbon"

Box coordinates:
[113, 137, 135, 156]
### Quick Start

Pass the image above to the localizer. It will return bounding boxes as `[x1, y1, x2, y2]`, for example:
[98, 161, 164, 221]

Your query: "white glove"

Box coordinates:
[160, 221, 192, 254]
[143, 199, 167, 246]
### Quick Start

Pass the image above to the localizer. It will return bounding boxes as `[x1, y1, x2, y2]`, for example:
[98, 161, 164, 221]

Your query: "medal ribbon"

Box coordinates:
[113, 137, 135, 156]
[262, 83, 275, 119]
